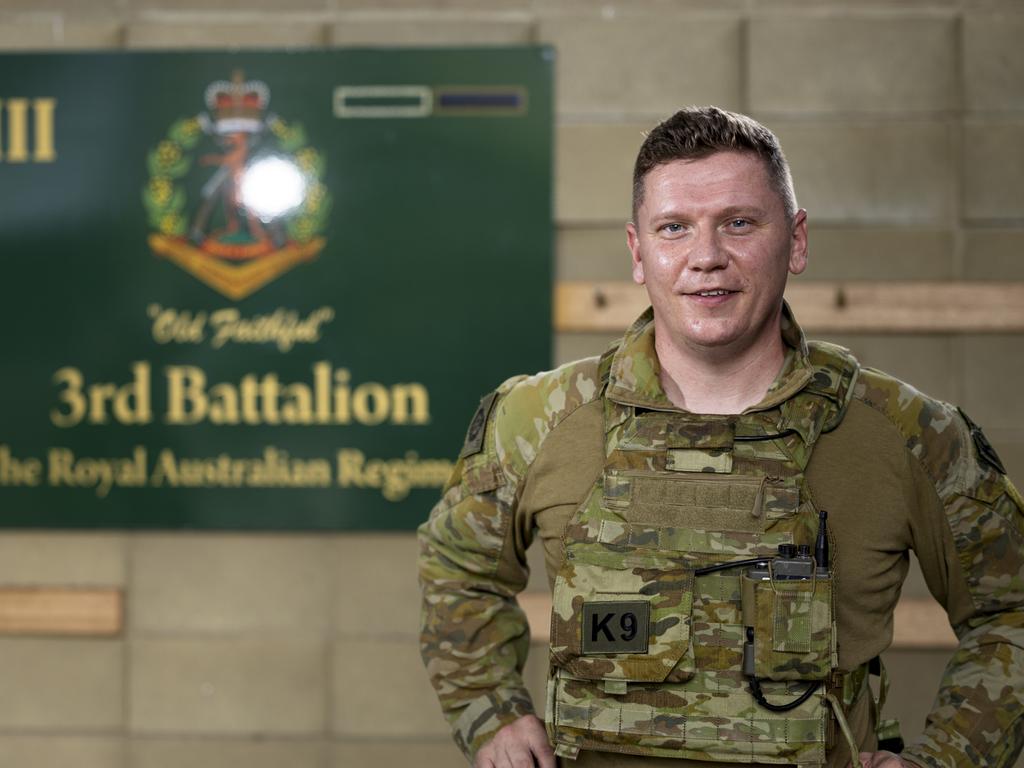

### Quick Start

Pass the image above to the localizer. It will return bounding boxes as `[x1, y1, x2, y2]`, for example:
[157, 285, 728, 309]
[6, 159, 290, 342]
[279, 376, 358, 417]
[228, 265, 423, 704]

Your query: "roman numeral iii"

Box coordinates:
[0, 98, 57, 163]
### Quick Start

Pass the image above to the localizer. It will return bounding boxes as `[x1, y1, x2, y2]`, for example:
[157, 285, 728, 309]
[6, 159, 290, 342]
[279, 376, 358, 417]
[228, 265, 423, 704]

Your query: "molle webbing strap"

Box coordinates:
[826, 692, 862, 764]
[869, 656, 904, 751]
[839, 662, 870, 708]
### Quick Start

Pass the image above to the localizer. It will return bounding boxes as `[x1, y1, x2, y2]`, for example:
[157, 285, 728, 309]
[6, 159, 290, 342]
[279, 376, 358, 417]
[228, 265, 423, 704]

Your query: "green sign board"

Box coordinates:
[0, 49, 552, 530]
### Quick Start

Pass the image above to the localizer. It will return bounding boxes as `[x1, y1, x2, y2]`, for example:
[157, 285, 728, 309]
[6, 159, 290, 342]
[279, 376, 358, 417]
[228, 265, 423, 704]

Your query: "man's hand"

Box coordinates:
[854, 752, 912, 767]
[474, 714, 556, 768]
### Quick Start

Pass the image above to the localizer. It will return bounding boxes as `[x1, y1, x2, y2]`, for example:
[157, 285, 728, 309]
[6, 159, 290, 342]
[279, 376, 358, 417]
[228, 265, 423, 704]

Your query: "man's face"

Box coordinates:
[626, 150, 807, 357]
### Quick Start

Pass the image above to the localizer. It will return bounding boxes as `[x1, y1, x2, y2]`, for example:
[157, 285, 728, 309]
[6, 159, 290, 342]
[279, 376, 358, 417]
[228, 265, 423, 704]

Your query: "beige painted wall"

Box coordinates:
[1, 0, 1022, 765]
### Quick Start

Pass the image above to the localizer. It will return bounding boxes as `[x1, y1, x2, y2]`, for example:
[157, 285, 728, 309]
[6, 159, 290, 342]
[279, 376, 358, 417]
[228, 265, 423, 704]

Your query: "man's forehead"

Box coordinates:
[645, 150, 769, 183]
[638, 151, 778, 215]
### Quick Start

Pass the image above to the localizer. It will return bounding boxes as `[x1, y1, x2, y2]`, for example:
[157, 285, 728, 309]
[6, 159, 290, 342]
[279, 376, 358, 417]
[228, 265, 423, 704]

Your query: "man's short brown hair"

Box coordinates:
[632, 106, 797, 222]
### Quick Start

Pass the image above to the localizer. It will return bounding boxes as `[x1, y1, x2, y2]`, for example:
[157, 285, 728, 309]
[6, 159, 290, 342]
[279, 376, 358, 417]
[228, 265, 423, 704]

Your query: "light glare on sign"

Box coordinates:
[239, 156, 307, 221]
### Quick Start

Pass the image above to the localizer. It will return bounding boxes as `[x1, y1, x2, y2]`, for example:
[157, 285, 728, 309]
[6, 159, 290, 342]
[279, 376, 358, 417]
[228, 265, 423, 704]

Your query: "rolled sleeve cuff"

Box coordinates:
[899, 746, 949, 768]
[901, 725, 997, 768]
[452, 687, 537, 763]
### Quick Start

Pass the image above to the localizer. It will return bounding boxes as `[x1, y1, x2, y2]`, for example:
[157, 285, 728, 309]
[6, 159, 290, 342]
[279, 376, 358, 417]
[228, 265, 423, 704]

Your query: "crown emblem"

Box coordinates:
[204, 70, 270, 135]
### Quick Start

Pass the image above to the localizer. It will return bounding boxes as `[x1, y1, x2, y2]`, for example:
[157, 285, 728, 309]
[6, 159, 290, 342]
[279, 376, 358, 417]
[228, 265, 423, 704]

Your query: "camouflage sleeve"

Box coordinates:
[898, 404, 1024, 768]
[417, 376, 535, 763]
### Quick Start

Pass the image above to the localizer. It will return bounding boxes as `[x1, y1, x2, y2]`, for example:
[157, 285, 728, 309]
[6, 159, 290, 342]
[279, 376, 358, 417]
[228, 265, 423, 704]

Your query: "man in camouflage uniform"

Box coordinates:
[418, 107, 1024, 768]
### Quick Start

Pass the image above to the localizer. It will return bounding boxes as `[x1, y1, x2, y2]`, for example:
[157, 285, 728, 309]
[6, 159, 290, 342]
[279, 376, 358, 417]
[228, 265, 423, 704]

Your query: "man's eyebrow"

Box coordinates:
[718, 205, 768, 218]
[649, 209, 691, 222]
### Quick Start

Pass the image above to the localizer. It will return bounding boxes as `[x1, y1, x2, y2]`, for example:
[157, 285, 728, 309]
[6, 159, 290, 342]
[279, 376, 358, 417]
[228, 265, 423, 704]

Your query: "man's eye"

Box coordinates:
[728, 219, 750, 229]
[662, 223, 684, 233]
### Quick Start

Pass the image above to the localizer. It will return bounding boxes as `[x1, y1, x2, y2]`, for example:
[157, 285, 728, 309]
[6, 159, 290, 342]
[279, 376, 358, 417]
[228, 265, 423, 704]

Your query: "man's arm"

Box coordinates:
[418, 357, 605, 764]
[898, 406, 1024, 768]
[418, 404, 533, 760]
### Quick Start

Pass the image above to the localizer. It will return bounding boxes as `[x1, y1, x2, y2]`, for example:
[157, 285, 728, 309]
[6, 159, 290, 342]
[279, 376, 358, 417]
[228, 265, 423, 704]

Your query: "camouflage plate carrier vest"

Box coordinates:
[546, 341, 864, 765]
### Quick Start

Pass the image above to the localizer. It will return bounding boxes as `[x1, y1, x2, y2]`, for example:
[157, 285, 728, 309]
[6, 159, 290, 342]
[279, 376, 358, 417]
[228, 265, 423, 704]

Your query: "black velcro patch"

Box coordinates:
[459, 391, 499, 459]
[582, 601, 650, 655]
[958, 407, 1007, 475]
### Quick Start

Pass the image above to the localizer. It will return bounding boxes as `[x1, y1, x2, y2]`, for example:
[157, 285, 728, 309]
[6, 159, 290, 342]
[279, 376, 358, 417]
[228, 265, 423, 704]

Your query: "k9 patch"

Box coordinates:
[582, 601, 650, 655]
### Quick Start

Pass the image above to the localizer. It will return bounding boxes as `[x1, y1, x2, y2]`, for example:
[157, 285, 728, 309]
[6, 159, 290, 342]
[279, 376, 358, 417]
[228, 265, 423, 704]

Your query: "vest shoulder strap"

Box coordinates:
[804, 340, 861, 433]
[597, 338, 621, 393]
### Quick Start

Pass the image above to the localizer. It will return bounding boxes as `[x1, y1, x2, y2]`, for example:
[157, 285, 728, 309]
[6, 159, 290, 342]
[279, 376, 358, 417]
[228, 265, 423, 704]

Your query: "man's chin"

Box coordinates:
[685, 333, 742, 351]
[676, 319, 742, 349]
[654, 320, 743, 351]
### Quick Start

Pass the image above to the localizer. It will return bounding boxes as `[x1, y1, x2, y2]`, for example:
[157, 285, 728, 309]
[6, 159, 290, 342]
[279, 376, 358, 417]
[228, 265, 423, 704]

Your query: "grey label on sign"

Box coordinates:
[581, 600, 650, 655]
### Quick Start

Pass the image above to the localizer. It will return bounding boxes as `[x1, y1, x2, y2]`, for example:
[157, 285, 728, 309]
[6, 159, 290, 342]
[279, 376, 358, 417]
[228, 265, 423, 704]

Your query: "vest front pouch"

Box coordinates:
[742, 571, 836, 682]
[550, 484, 698, 685]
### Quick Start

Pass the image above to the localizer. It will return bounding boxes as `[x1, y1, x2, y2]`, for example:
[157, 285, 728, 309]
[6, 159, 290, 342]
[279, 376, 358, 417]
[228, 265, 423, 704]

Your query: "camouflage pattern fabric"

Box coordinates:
[418, 362, 602, 758]
[854, 370, 1024, 768]
[418, 306, 1024, 767]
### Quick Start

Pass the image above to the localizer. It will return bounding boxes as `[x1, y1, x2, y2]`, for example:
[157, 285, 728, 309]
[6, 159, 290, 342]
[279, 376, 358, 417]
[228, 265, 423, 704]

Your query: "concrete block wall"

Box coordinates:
[1, 1, 1022, 765]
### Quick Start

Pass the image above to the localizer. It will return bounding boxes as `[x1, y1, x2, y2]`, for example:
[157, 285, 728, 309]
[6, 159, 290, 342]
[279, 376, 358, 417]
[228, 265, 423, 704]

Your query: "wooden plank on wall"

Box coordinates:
[555, 281, 1024, 334]
[0, 588, 122, 636]
[518, 592, 956, 650]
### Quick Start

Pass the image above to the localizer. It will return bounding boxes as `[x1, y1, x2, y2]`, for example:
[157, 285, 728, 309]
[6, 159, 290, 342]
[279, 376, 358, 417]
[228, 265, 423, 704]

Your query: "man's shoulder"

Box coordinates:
[496, 354, 605, 433]
[846, 363, 973, 497]
[479, 352, 606, 483]
[460, 352, 602, 483]
[850, 365, 959, 440]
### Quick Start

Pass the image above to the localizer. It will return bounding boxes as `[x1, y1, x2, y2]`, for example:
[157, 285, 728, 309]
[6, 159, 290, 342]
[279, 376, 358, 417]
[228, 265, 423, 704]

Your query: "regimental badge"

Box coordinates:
[958, 407, 1007, 475]
[142, 70, 330, 300]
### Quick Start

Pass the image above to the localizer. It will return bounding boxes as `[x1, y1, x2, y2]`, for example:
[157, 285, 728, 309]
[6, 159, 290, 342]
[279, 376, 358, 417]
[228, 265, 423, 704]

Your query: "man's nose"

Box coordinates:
[686, 229, 729, 271]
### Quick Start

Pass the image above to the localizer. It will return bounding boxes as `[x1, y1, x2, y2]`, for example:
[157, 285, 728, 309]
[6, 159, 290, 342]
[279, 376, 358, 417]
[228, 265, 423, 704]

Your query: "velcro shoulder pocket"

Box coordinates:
[464, 460, 503, 495]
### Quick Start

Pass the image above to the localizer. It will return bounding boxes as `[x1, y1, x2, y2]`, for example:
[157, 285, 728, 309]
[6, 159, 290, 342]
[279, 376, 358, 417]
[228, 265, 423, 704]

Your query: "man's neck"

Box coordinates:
[654, 323, 788, 415]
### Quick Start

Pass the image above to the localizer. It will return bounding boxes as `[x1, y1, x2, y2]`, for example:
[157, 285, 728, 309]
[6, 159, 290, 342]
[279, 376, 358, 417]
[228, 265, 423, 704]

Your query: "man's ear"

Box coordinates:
[788, 209, 808, 276]
[627, 222, 645, 285]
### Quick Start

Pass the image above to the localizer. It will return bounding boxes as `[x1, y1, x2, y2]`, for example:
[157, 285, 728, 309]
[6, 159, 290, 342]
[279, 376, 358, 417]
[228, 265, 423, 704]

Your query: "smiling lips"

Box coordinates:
[685, 288, 738, 305]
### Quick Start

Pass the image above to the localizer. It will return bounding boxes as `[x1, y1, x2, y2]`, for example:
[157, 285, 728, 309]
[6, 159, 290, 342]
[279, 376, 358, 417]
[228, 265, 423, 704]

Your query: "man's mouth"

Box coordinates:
[686, 289, 737, 297]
